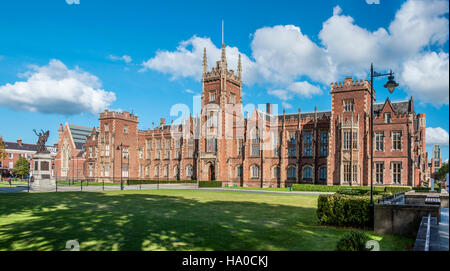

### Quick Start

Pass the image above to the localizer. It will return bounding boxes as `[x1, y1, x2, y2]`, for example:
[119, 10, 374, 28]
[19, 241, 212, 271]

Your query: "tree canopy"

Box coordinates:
[0, 136, 6, 159]
[13, 157, 30, 178]
[435, 162, 449, 182]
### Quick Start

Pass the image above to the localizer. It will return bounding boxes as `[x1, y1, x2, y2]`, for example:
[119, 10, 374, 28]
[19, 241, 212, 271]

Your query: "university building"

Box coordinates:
[55, 43, 429, 187]
[0, 137, 57, 178]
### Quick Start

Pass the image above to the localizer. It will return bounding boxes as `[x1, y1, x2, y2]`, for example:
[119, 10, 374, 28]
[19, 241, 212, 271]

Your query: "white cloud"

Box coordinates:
[319, 0, 449, 75]
[141, 0, 448, 106]
[184, 88, 195, 94]
[141, 36, 258, 84]
[268, 81, 323, 101]
[268, 89, 290, 101]
[400, 52, 449, 106]
[0, 59, 116, 115]
[426, 127, 449, 146]
[288, 81, 322, 98]
[109, 54, 132, 63]
[282, 102, 292, 109]
[250, 25, 335, 85]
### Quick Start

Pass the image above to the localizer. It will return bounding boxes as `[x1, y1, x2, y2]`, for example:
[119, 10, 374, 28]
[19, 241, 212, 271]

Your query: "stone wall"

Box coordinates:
[374, 203, 440, 238]
[404, 191, 449, 208]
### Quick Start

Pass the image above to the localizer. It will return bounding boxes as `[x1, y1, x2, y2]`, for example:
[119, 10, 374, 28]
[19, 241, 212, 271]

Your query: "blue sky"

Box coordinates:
[0, 0, 448, 161]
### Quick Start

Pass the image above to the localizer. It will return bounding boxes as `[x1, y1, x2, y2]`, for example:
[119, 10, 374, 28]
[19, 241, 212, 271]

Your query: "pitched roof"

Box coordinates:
[277, 111, 331, 121]
[4, 141, 57, 153]
[374, 99, 412, 115]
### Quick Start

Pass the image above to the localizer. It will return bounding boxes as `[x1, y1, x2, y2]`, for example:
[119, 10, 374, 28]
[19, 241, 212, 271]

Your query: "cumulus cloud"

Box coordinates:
[426, 127, 449, 146]
[108, 54, 132, 63]
[281, 102, 292, 109]
[141, 36, 257, 83]
[250, 25, 334, 85]
[319, 0, 449, 105]
[141, 0, 448, 106]
[268, 81, 323, 101]
[401, 52, 449, 106]
[0, 59, 116, 115]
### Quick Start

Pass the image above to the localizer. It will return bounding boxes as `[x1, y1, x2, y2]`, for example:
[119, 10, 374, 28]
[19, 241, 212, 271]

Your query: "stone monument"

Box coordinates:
[31, 129, 55, 190]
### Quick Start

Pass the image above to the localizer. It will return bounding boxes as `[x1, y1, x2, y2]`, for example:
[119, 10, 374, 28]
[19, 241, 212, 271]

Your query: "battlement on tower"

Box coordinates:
[202, 44, 242, 84]
[99, 109, 138, 123]
[330, 77, 371, 93]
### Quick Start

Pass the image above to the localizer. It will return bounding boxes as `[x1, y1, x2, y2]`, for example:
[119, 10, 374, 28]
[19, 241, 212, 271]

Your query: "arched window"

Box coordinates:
[154, 165, 159, 177]
[319, 166, 327, 180]
[287, 166, 296, 179]
[273, 166, 280, 178]
[164, 165, 169, 177]
[235, 165, 243, 178]
[250, 128, 260, 157]
[251, 165, 260, 178]
[174, 165, 179, 178]
[303, 166, 312, 179]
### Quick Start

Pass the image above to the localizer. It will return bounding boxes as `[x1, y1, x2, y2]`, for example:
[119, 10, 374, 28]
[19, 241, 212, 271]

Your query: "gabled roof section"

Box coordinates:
[374, 98, 412, 116]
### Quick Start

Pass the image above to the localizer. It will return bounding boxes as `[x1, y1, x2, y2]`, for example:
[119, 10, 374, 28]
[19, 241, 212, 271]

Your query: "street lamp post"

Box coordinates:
[117, 143, 123, 190]
[369, 63, 399, 228]
[68, 156, 71, 185]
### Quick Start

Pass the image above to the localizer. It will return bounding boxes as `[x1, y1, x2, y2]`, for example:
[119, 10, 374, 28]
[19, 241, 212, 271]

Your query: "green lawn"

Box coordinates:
[0, 190, 412, 251]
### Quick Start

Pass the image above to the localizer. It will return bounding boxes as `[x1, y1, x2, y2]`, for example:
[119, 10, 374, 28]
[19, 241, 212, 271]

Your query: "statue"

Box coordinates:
[33, 129, 50, 153]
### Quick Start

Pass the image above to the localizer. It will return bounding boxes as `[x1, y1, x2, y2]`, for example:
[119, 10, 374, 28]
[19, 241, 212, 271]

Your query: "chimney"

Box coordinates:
[266, 103, 272, 114]
[17, 138, 22, 146]
[160, 118, 166, 126]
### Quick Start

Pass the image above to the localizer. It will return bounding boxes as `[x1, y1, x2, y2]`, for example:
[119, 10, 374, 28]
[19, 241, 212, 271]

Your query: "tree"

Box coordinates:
[0, 136, 6, 159]
[435, 162, 449, 182]
[13, 157, 30, 179]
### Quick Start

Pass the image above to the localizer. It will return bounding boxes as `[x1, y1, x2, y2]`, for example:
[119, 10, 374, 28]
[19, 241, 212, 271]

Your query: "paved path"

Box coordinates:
[439, 208, 449, 251]
[198, 188, 334, 195]
[0, 184, 333, 195]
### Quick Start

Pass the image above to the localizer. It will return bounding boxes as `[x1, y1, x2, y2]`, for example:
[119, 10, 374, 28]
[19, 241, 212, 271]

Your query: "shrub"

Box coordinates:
[199, 181, 222, 188]
[413, 187, 441, 193]
[292, 184, 342, 192]
[317, 194, 381, 228]
[384, 186, 412, 194]
[292, 184, 388, 193]
[127, 180, 197, 185]
[335, 231, 369, 251]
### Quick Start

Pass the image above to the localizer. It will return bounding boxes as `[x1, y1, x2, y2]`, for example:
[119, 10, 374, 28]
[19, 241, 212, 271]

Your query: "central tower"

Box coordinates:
[198, 43, 243, 181]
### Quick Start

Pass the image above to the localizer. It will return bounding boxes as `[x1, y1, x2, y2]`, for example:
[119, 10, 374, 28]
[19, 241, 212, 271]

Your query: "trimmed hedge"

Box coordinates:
[337, 189, 381, 196]
[384, 186, 412, 194]
[292, 184, 386, 193]
[413, 187, 441, 193]
[317, 194, 381, 228]
[199, 181, 222, 188]
[292, 184, 342, 192]
[127, 180, 197, 185]
[335, 231, 370, 251]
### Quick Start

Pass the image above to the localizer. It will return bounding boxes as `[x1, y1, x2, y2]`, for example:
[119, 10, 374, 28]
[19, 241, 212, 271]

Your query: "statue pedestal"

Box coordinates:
[31, 152, 55, 190]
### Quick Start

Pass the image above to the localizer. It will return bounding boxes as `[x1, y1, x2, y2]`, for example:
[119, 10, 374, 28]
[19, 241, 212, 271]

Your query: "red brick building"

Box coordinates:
[56, 43, 429, 187]
[54, 123, 96, 180]
[0, 138, 57, 178]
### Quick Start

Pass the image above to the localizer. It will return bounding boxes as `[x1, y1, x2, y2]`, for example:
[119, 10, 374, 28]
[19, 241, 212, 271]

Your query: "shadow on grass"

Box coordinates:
[0, 191, 410, 251]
